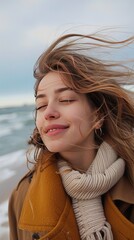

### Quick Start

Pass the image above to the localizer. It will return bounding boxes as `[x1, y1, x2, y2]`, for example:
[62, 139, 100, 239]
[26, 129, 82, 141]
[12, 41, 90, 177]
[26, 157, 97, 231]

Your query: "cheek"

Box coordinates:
[36, 114, 42, 131]
[70, 114, 86, 135]
[78, 111, 96, 132]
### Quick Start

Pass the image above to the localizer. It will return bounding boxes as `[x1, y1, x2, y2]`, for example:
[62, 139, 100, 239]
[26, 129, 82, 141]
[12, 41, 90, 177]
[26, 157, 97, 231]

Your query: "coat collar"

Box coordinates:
[18, 155, 67, 231]
[18, 153, 80, 239]
[110, 174, 134, 204]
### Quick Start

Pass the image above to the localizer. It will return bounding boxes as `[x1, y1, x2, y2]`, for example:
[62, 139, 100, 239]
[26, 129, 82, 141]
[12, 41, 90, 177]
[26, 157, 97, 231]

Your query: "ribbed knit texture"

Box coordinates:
[58, 142, 125, 240]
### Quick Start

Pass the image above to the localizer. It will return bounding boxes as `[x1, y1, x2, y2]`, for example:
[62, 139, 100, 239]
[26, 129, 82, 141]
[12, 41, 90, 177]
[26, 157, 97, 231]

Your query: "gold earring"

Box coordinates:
[95, 127, 103, 138]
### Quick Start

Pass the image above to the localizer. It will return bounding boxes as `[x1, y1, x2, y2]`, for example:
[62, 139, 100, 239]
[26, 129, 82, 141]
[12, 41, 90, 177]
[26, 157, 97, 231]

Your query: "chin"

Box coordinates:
[47, 148, 59, 153]
[45, 144, 62, 153]
[45, 143, 69, 153]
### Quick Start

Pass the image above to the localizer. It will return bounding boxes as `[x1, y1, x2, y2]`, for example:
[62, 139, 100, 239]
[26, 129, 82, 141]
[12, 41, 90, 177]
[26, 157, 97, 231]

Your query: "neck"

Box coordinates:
[59, 145, 97, 172]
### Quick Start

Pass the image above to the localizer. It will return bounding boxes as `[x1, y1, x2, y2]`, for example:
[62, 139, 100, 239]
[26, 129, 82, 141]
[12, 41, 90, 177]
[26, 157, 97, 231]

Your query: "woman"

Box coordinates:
[9, 32, 134, 240]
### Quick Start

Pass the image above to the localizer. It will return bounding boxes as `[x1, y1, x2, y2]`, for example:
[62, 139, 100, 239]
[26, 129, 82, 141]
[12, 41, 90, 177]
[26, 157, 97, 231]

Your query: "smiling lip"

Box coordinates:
[45, 124, 69, 136]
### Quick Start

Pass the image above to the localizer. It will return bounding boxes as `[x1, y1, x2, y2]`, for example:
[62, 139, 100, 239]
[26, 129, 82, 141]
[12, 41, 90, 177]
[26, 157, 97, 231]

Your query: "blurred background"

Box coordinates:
[0, 0, 134, 239]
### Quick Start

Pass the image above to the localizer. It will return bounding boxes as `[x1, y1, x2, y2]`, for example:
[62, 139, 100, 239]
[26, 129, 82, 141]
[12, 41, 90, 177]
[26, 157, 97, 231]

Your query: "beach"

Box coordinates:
[0, 151, 28, 239]
[0, 105, 34, 240]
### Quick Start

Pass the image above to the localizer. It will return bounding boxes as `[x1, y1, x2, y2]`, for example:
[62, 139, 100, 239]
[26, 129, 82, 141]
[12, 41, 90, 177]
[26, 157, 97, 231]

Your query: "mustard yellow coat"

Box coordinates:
[9, 154, 134, 240]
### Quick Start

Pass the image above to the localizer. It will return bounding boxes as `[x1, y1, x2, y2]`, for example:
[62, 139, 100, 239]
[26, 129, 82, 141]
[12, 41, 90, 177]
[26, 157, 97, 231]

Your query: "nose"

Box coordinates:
[44, 105, 60, 120]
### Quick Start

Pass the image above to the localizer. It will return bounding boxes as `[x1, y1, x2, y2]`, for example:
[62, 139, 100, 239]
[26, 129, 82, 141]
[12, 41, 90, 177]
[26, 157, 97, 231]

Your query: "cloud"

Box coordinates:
[20, 25, 58, 49]
[0, 12, 10, 32]
[85, 0, 134, 30]
[0, 0, 134, 98]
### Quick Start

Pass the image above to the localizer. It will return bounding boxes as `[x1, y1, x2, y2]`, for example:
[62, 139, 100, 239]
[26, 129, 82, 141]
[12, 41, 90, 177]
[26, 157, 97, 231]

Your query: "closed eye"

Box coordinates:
[60, 100, 75, 103]
[36, 105, 47, 111]
[36, 100, 75, 110]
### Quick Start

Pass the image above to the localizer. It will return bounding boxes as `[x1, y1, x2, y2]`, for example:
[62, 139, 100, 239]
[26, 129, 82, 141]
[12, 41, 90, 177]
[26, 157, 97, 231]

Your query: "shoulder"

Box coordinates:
[16, 167, 35, 190]
[9, 168, 35, 221]
[11, 167, 35, 197]
[109, 173, 134, 204]
[8, 168, 36, 240]
[104, 174, 134, 224]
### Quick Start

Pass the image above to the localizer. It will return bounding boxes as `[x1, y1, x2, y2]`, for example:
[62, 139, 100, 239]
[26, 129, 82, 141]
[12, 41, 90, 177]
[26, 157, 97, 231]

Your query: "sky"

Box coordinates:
[0, 0, 134, 107]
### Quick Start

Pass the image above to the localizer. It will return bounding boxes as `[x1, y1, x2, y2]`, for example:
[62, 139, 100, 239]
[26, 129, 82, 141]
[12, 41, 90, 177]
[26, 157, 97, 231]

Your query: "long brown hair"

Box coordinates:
[29, 32, 134, 183]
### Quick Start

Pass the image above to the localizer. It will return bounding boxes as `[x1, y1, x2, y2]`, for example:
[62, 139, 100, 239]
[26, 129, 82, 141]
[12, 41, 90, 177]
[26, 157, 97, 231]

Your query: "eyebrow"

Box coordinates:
[36, 87, 72, 100]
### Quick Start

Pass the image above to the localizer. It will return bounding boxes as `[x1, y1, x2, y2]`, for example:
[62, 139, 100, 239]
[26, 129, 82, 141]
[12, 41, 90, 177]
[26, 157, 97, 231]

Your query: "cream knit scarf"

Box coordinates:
[58, 142, 125, 240]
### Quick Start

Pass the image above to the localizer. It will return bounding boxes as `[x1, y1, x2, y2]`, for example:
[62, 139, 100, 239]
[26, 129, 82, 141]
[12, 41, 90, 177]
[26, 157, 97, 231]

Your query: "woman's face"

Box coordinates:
[36, 71, 98, 154]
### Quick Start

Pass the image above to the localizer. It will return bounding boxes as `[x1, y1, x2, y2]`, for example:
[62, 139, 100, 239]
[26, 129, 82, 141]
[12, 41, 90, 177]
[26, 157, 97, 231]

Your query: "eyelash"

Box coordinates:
[60, 99, 74, 103]
[36, 100, 75, 111]
[36, 105, 47, 111]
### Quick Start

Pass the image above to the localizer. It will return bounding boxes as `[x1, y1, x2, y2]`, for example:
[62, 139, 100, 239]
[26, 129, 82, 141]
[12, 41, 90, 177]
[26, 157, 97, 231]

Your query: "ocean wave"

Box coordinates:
[0, 105, 35, 156]
[0, 149, 26, 169]
[0, 169, 15, 182]
[0, 149, 27, 192]
[0, 122, 24, 137]
[0, 113, 17, 122]
[0, 112, 33, 124]
[0, 200, 9, 239]
[0, 128, 12, 137]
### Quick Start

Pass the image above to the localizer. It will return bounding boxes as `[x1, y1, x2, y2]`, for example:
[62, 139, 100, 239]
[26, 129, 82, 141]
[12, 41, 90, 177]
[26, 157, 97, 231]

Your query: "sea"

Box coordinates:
[0, 104, 35, 239]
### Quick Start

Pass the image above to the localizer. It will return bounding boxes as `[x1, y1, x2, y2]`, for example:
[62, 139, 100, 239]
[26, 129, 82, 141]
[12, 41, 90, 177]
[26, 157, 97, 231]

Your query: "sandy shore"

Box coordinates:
[0, 162, 28, 240]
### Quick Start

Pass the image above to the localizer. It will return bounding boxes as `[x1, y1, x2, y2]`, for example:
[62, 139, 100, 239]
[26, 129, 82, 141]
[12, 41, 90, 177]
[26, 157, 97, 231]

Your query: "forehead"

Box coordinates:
[37, 71, 68, 92]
